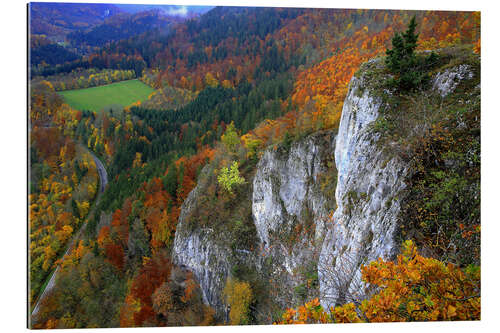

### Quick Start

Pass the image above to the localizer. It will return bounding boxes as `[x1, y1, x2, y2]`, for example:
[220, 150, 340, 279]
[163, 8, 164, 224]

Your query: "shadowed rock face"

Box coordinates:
[172, 226, 230, 314]
[171, 166, 232, 316]
[252, 130, 337, 307]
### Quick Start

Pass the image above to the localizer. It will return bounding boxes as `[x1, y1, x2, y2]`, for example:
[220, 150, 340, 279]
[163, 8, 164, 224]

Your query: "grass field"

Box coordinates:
[58, 79, 155, 111]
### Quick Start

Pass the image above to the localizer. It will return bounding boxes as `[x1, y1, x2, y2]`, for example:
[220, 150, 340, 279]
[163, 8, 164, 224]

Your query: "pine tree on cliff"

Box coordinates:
[386, 16, 435, 92]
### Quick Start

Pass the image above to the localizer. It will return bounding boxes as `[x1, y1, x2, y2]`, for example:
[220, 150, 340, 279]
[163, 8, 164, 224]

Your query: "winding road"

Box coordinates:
[30, 149, 108, 324]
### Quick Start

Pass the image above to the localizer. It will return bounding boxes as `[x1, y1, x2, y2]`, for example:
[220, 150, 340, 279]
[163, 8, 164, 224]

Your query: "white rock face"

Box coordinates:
[172, 228, 229, 309]
[252, 132, 336, 249]
[319, 71, 409, 309]
[173, 131, 337, 315]
[335, 75, 382, 199]
[433, 64, 474, 97]
[172, 166, 231, 315]
[252, 131, 337, 306]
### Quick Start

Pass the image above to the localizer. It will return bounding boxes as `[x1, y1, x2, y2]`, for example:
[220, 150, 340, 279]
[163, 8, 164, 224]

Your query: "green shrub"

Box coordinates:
[217, 161, 245, 194]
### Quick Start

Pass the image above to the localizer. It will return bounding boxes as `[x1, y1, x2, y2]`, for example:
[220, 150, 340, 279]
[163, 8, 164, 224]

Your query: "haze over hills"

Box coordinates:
[29, 2, 212, 59]
[66, 9, 185, 53]
[114, 3, 214, 16]
[30, 2, 213, 41]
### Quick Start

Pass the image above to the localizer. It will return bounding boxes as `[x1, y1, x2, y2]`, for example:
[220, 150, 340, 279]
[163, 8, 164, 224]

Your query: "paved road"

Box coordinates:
[30, 149, 108, 324]
[90, 150, 108, 194]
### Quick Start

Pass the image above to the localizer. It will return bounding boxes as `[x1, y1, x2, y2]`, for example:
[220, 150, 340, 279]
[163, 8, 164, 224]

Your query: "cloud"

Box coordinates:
[164, 6, 188, 17]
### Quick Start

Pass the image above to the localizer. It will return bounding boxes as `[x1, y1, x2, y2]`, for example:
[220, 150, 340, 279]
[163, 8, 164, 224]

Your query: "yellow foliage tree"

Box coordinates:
[132, 152, 143, 168]
[223, 278, 253, 325]
[76, 200, 90, 219]
[55, 225, 73, 243]
[42, 246, 56, 271]
[217, 161, 245, 194]
[221, 79, 233, 89]
[221, 121, 240, 153]
[204, 72, 219, 87]
[88, 182, 97, 199]
[241, 134, 263, 159]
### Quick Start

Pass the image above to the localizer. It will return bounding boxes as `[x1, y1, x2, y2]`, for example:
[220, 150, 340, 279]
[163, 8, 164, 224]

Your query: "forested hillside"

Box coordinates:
[66, 10, 184, 54]
[29, 2, 122, 41]
[29, 3, 193, 72]
[29, 5, 480, 328]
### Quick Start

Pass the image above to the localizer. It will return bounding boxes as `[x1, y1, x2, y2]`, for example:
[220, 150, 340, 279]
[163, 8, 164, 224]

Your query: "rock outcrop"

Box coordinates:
[173, 54, 478, 316]
[252, 130, 337, 306]
[173, 131, 337, 315]
[318, 58, 476, 309]
[172, 166, 232, 316]
[318, 65, 409, 308]
[432, 64, 474, 97]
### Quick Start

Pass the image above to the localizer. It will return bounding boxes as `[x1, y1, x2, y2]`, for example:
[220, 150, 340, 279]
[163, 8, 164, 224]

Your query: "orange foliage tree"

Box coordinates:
[278, 240, 480, 324]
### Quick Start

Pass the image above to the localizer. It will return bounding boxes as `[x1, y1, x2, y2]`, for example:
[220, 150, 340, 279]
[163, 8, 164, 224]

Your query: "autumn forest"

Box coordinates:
[28, 2, 480, 328]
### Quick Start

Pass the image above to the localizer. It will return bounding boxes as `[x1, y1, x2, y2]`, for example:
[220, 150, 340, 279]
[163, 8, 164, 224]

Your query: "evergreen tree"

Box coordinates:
[163, 163, 178, 198]
[385, 16, 432, 92]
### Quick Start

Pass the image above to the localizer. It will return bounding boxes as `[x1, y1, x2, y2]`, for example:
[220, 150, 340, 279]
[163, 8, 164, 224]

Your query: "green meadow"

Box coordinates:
[58, 79, 155, 111]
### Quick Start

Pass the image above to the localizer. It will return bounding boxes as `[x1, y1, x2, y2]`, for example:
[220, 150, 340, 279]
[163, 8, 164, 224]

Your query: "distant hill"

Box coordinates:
[30, 35, 79, 66]
[29, 3, 201, 58]
[67, 9, 183, 51]
[29, 2, 122, 42]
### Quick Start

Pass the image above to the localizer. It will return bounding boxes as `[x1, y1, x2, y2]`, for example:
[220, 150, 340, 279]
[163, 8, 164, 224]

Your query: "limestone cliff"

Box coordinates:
[252, 131, 337, 307]
[318, 55, 477, 308]
[172, 51, 478, 318]
[172, 166, 232, 316]
[173, 131, 337, 316]
[318, 61, 409, 308]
